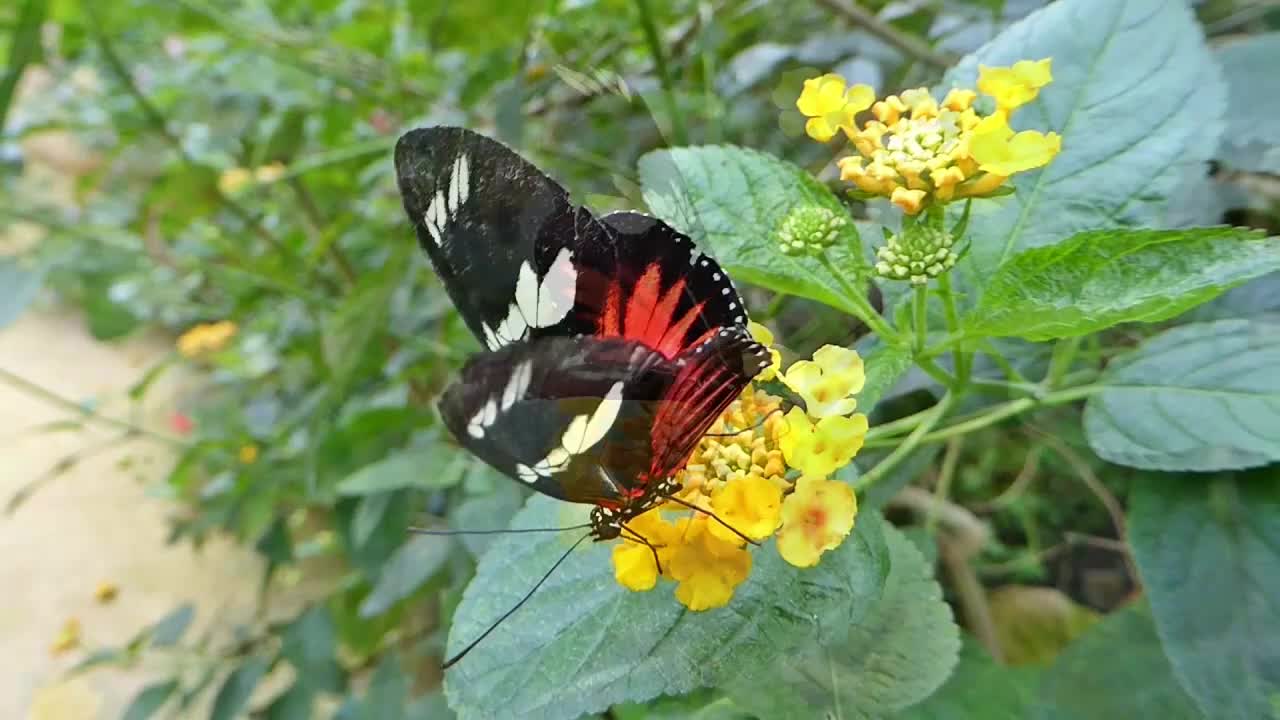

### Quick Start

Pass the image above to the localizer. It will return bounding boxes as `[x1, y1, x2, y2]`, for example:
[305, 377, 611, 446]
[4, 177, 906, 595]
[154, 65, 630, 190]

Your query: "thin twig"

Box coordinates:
[0, 367, 187, 447]
[813, 0, 957, 70]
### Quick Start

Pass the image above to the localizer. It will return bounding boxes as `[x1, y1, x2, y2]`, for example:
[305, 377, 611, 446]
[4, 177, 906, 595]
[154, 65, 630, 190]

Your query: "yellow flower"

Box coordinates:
[612, 509, 679, 591]
[747, 321, 782, 381]
[93, 581, 118, 604]
[709, 475, 783, 543]
[668, 516, 753, 611]
[978, 59, 1053, 113]
[969, 113, 1062, 177]
[218, 167, 253, 195]
[50, 618, 81, 655]
[238, 444, 259, 464]
[608, 341, 870, 609]
[254, 162, 286, 184]
[176, 320, 237, 358]
[780, 345, 865, 418]
[796, 74, 875, 142]
[777, 475, 858, 567]
[813, 58, 1059, 215]
[778, 407, 868, 477]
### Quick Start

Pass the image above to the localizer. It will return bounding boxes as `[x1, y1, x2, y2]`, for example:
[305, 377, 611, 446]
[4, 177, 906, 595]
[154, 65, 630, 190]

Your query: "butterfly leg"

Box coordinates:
[619, 524, 664, 575]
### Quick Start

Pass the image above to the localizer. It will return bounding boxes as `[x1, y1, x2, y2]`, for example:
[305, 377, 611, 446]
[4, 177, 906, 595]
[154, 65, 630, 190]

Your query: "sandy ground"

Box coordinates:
[0, 307, 264, 718]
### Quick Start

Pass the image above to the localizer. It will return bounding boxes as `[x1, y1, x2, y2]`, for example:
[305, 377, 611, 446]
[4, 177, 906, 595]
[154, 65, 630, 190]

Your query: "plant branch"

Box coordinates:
[855, 391, 954, 491]
[0, 367, 187, 447]
[818, 254, 900, 343]
[813, 0, 956, 69]
[634, 0, 688, 145]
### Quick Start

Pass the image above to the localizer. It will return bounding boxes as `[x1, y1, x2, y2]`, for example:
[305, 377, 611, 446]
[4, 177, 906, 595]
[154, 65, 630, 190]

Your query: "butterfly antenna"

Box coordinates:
[442, 531, 592, 669]
[408, 523, 592, 536]
[661, 493, 760, 546]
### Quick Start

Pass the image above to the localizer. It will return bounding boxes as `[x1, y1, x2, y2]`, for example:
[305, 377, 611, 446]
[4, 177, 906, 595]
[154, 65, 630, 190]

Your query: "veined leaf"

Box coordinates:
[1128, 472, 1280, 720]
[638, 145, 869, 315]
[1084, 319, 1280, 471]
[1036, 604, 1202, 720]
[944, 0, 1225, 281]
[336, 447, 463, 495]
[1215, 33, 1280, 174]
[962, 228, 1280, 341]
[724, 524, 960, 719]
[895, 640, 1040, 720]
[443, 497, 890, 720]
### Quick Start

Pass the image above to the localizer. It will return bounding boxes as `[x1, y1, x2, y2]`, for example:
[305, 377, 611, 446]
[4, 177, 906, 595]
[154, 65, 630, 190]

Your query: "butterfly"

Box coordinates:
[395, 126, 768, 545]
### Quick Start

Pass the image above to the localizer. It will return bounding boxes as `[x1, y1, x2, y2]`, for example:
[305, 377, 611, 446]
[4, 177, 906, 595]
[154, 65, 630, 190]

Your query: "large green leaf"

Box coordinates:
[962, 228, 1280, 341]
[1128, 472, 1280, 720]
[637, 145, 869, 315]
[945, 0, 1224, 280]
[359, 534, 452, 617]
[122, 680, 178, 720]
[1036, 604, 1202, 720]
[210, 656, 270, 720]
[724, 524, 960, 719]
[1186, 274, 1280, 322]
[1215, 33, 1280, 174]
[1084, 319, 1280, 471]
[443, 497, 890, 720]
[858, 342, 914, 414]
[336, 447, 464, 496]
[895, 640, 1040, 720]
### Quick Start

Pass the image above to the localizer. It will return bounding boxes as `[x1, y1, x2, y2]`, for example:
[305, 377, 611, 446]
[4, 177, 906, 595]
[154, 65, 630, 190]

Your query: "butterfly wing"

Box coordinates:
[647, 326, 772, 481]
[395, 126, 608, 349]
[395, 128, 752, 358]
[439, 336, 675, 505]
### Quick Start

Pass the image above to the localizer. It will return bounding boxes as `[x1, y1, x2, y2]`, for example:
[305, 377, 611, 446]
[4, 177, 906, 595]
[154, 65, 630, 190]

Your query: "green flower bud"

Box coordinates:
[874, 225, 957, 285]
[777, 205, 849, 257]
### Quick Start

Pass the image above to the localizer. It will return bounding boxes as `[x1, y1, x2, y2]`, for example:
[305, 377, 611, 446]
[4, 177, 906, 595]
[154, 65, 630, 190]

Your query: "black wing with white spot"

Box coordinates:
[395, 128, 752, 359]
[395, 127, 609, 349]
[438, 336, 675, 505]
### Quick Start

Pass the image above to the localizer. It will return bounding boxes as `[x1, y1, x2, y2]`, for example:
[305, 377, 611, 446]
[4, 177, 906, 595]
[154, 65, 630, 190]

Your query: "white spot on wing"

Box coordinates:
[513, 261, 540, 326]
[561, 382, 624, 454]
[501, 360, 532, 411]
[516, 463, 539, 484]
[535, 248, 577, 327]
[447, 156, 463, 214]
[458, 155, 470, 204]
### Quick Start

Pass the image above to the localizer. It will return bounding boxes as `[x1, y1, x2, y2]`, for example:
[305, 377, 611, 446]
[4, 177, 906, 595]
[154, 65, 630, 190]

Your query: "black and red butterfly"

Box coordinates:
[396, 126, 769, 543]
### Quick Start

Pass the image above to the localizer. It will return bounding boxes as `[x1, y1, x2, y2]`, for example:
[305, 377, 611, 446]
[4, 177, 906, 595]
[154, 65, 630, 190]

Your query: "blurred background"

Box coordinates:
[2, 0, 1278, 718]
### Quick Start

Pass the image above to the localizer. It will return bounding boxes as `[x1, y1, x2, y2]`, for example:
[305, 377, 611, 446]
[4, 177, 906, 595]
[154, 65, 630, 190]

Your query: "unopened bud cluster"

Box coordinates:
[875, 225, 957, 285]
[777, 206, 848, 256]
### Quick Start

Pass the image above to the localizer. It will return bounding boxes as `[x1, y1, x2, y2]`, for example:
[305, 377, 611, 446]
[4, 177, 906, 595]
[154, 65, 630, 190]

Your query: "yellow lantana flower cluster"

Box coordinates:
[796, 59, 1061, 215]
[611, 323, 864, 610]
[176, 320, 237, 358]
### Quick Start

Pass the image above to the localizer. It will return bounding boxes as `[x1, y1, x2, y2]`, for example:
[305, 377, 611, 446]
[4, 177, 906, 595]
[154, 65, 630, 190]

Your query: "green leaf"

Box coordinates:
[83, 281, 140, 340]
[724, 523, 960, 719]
[359, 534, 451, 618]
[987, 585, 1099, 666]
[122, 679, 178, 720]
[1128, 472, 1280, 720]
[444, 497, 890, 720]
[321, 258, 403, 385]
[1186, 273, 1280, 322]
[0, 0, 48, 132]
[281, 606, 344, 693]
[859, 342, 914, 414]
[962, 228, 1280, 341]
[337, 448, 462, 496]
[637, 145, 869, 315]
[348, 654, 407, 720]
[944, 0, 1224, 279]
[210, 655, 270, 720]
[895, 640, 1040, 720]
[0, 258, 42, 330]
[352, 492, 393, 547]
[1084, 318, 1280, 471]
[1215, 33, 1280, 174]
[151, 603, 195, 647]
[1035, 604, 1202, 720]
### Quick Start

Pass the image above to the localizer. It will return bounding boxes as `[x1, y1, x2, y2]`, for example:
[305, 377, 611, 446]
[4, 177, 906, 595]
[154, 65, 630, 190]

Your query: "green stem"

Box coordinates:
[913, 284, 928, 353]
[916, 356, 958, 390]
[926, 437, 964, 535]
[817, 254, 899, 343]
[978, 339, 1031, 385]
[0, 367, 188, 447]
[936, 273, 969, 384]
[864, 384, 1104, 449]
[1046, 336, 1083, 388]
[634, 0, 687, 145]
[856, 392, 955, 492]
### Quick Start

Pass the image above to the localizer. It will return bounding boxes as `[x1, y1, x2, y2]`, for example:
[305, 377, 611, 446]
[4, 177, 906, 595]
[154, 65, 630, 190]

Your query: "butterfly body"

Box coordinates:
[395, 127, 766, 539]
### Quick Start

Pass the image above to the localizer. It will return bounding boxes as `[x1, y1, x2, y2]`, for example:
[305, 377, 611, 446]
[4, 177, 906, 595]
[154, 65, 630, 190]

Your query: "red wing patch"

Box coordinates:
[646, 328, 771, 480]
